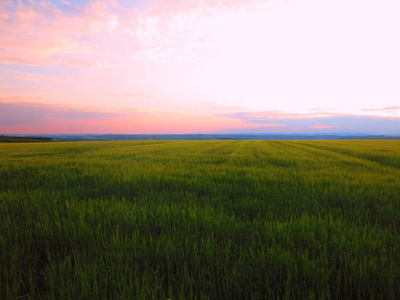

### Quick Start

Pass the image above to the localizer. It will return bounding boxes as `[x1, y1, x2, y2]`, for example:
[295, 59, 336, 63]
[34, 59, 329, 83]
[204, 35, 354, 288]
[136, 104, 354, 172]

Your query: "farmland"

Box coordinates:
[1, 140, 399, 299]
[0, 136, 53, 143]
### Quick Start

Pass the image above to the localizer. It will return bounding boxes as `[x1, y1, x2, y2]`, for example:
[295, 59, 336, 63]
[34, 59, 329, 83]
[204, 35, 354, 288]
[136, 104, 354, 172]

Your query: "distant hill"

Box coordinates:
[2, 134, 399, 142]
[0, 136, 53, 143]
[51, 134, 400, 141]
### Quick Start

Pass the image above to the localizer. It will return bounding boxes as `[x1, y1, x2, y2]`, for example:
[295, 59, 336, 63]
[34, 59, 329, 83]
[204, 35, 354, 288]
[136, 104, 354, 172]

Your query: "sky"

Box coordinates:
[1, 0, 400, 135]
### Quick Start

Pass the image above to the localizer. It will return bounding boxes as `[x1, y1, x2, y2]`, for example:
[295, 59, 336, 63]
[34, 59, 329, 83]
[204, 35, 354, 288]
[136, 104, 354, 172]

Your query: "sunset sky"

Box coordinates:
[1, 0, 400, 134]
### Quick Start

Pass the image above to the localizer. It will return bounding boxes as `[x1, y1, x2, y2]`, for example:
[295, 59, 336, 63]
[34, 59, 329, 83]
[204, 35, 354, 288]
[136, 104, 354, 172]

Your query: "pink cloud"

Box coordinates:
[1, 100, 400, 135]
[257, 123, 286, 127]
[0, 0, 120, 66]
[0, 0, 269, 66]
[1, 0, 399, 136]
[0, 101, 252, 134]
[2, 69, 56, 83]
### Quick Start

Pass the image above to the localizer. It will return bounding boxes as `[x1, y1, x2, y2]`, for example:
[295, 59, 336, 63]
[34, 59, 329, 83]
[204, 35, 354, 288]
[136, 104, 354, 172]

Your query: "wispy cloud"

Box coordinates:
[0, 101, 247, 134]
[363, 106, 400, 112]
[218, 111, 337, 121]
[1, 101, 400, 135]
[127, 0, 268, 62]
[312, 125, 339, 129]
[220, 111, 400, 134]
[0, 102, 120, 126]
[0, 0, 270, 66]
[0, 101, 147, 134]
[1, 69, 55, 83]
[121, 92, 159, 99]
[0, 0, 119, 66]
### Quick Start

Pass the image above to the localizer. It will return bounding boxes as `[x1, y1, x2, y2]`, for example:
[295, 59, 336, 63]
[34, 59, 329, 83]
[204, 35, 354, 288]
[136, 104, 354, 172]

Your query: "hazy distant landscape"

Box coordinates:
[1, 140, 399, 299]
[2, 134, 400, 142]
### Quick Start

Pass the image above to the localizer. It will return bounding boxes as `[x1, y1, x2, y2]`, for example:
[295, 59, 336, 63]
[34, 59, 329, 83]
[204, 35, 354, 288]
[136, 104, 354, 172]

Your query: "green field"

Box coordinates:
[1, 140, 399, 299]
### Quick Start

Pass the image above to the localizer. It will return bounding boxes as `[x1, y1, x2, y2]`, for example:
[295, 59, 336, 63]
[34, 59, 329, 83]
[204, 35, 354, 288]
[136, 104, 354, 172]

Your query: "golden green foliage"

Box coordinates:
[1, 140, 400, 299]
